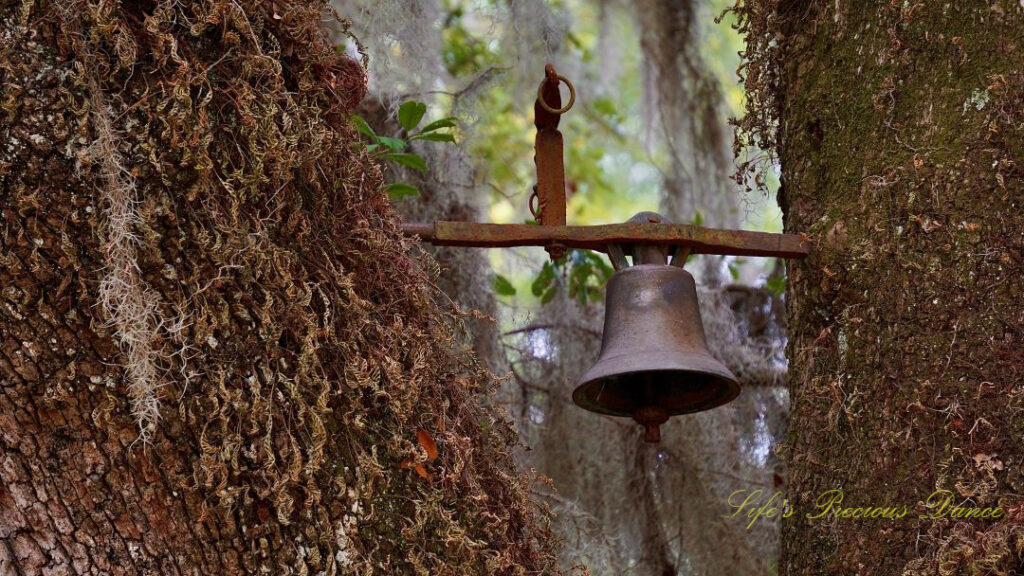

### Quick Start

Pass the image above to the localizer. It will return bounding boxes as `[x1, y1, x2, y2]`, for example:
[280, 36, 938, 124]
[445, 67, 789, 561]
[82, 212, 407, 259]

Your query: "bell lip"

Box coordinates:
[572, 356, 740, 417]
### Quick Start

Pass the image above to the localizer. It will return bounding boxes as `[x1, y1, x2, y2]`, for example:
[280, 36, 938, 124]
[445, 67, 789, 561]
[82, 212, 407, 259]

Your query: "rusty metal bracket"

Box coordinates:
[401, 64, 810, 262]
[532, 64, 571, 259]
[401, 221, 809, 258]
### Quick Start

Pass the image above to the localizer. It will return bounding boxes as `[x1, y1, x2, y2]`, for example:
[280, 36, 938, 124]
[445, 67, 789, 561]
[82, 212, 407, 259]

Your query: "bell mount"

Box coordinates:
[400, 65, 810, 442]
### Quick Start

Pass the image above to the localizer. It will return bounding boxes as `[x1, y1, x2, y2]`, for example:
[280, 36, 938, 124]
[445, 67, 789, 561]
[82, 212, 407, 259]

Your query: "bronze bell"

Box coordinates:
[573, 213, 740, 443]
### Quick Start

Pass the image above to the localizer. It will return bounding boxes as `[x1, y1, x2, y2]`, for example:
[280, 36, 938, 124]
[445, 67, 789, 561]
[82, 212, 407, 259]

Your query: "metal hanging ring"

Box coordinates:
[536, 75, 576, 115]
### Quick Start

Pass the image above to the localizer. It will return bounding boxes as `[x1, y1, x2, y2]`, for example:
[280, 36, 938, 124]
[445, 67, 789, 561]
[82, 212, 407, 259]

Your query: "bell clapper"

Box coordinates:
[635, 373, 667, 442]
[634, 405, 669, 443]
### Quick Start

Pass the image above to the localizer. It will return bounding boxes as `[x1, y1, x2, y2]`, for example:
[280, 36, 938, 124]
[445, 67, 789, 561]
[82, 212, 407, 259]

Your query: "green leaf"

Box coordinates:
[764, 275, 787, 297]
[729, 262, 740, 281]
[590, 253, 614, 281]
[385, 182, 420, 200]
[531, 262, 555, 298]
[350, 114, 376, 139]
[557, 249, 613, 305]
[591, 96, 622, 122]
[568, 263, 588, 301]
[492, 274, 516, 296]
[380, 153, 428, 173]
[419, 117, 457, 133]
[410, 132, 456, 143]
[376, 136, 407, 152]
[398, 101, 428, 131]
[540, 287, 557, 305]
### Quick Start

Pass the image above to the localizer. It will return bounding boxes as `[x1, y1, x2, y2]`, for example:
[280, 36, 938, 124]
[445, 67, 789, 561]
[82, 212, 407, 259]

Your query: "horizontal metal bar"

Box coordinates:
[402, 221, 810, 259]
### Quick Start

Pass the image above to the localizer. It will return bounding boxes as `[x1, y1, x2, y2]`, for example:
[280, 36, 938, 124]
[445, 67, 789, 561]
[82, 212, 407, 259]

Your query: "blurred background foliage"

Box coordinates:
[344, 0, 782, 303]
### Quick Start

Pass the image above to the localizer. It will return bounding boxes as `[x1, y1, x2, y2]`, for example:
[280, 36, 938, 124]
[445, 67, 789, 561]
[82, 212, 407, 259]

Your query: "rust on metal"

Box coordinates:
[402, 64, 811, 264]
[535, 69, 576, 115]
[401, 220, 810, 259]
[571, 223, 741, 443]
[534, 64, 568, 129]
[634, 407, 669, 443]
[533, 64, 568, 259]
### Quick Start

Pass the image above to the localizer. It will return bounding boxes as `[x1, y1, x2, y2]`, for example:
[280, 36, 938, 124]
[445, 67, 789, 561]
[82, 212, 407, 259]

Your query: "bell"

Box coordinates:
[573, 214, 740, 443]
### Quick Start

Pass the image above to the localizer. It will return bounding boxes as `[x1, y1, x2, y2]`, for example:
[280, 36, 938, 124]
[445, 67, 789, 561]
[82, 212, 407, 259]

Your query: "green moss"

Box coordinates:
[731, 0, 1024, 574]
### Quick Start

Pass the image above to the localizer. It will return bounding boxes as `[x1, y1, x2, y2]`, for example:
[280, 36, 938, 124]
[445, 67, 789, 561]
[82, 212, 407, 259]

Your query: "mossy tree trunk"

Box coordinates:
[0, 2, 556, 574]
[767, 1, 1023, 574]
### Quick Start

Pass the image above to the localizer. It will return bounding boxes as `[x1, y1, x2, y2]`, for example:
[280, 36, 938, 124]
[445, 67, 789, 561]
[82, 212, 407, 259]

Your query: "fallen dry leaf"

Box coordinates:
[418, 428, 438, 461]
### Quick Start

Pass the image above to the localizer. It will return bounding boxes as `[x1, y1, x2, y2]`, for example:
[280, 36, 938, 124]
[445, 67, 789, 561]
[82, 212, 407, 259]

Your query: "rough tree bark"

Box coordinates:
[0, 2, 557, 574]
[756, 1, 1024, 574]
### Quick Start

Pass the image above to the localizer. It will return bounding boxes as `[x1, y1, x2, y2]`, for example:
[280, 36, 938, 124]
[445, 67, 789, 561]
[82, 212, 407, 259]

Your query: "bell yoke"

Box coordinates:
[401, 65, 809, 442]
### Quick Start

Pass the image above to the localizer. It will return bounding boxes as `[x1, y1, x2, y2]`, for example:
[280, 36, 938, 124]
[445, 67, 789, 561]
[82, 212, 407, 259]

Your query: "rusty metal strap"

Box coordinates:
[534, 130, 565, 227]
[403, 221, 811, 259]
[532, 64, 572, 259]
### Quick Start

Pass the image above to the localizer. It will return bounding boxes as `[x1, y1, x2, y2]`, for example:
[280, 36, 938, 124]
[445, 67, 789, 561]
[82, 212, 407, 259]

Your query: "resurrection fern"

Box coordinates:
[0, 0, 561, 572]
[721, 0, 784, 194]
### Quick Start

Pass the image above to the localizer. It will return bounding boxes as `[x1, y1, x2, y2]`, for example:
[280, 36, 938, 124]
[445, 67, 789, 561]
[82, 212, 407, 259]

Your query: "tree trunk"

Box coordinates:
[637, 0, 739, 230]
[0, 2, 556, 574]
[764, 1, 1024, 573]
